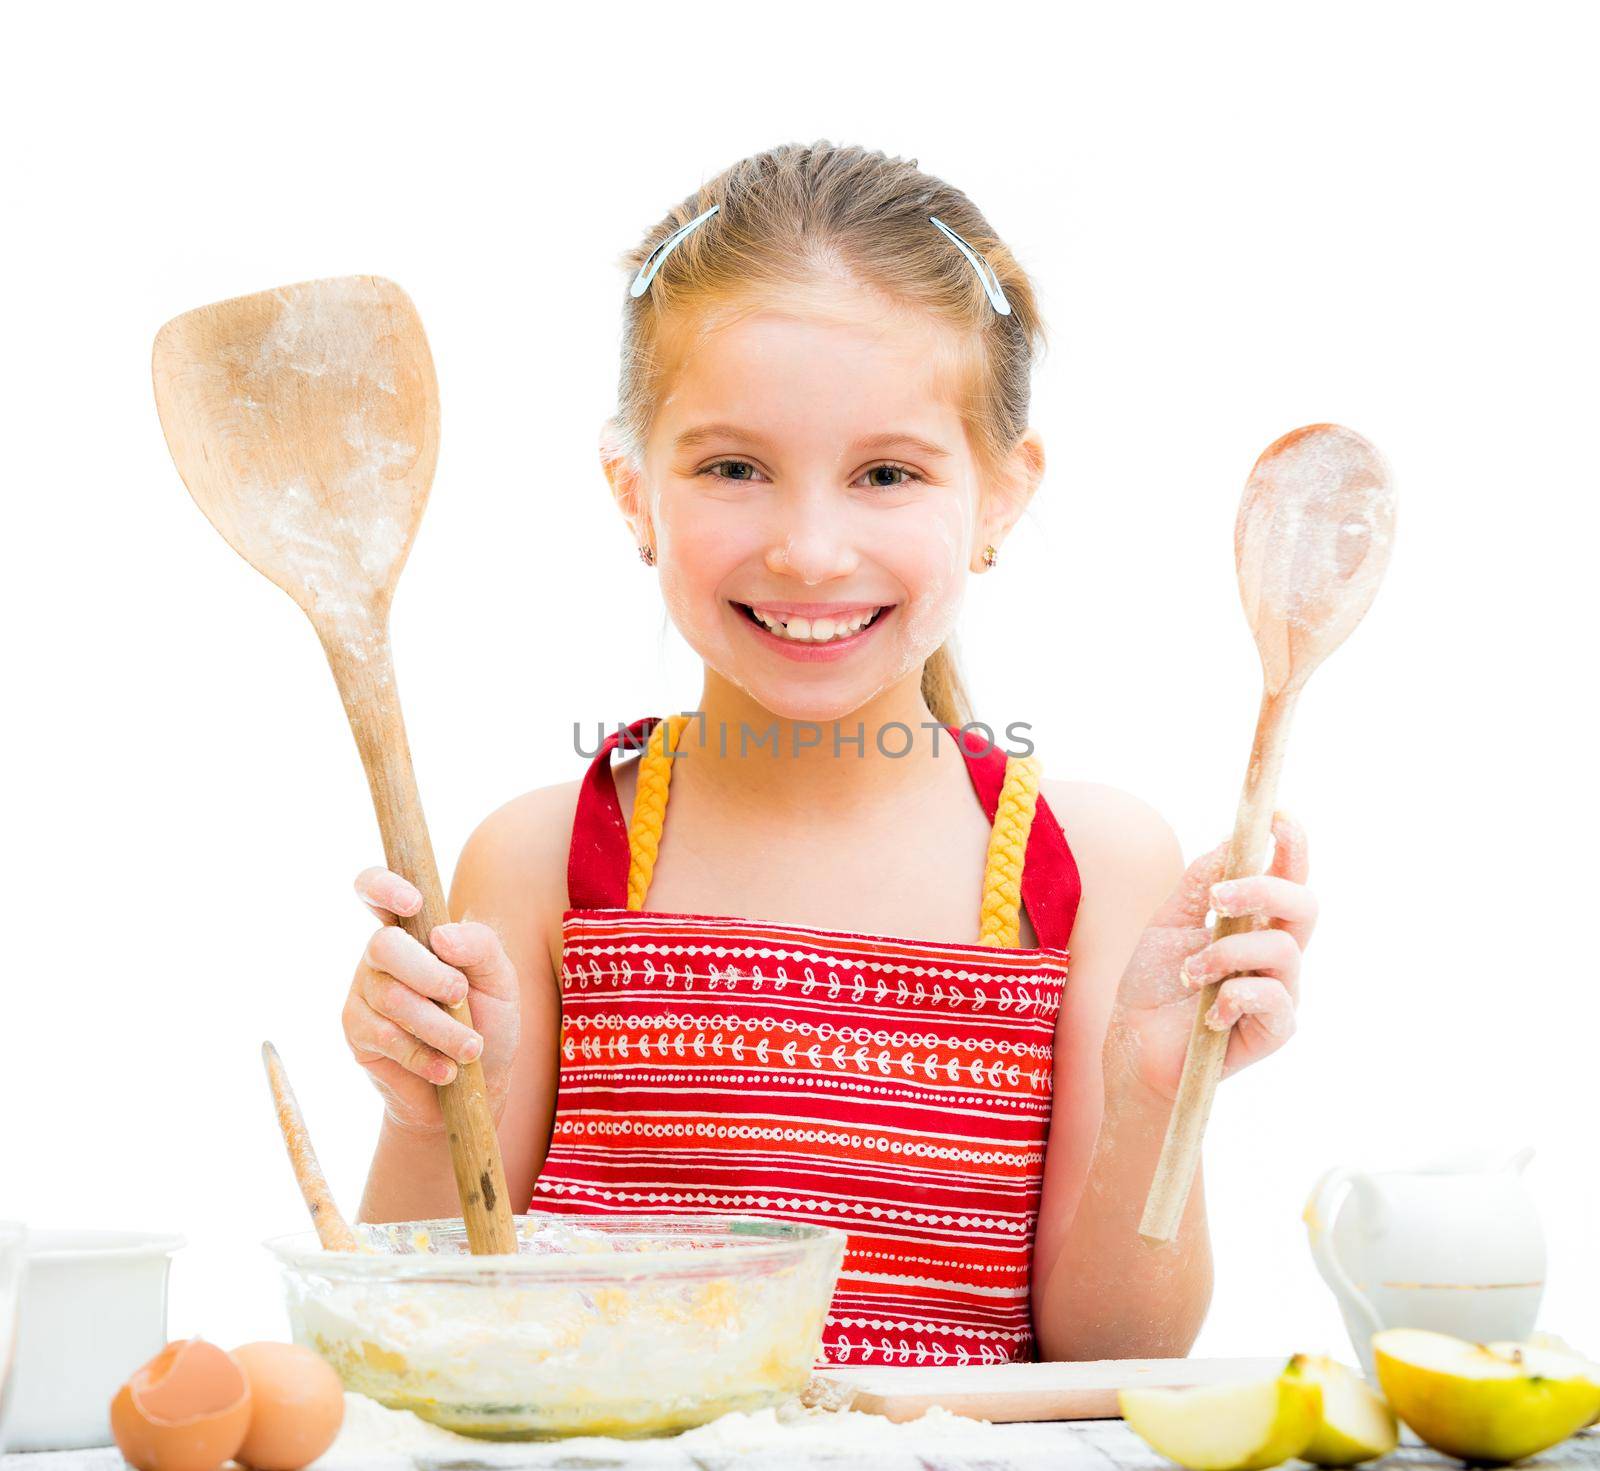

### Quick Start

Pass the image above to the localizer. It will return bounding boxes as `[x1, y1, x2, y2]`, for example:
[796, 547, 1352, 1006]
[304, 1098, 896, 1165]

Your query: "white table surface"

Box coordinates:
[7, 1419, 1600, 1471]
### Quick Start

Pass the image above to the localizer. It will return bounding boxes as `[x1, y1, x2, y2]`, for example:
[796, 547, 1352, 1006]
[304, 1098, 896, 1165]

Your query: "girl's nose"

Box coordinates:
[764, 498, 860, 584]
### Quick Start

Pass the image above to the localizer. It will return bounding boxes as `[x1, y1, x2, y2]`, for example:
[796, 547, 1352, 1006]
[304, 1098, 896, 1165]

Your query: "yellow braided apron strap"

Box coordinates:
[626, 714, 692, 910]
[978, 753, 1044, 948]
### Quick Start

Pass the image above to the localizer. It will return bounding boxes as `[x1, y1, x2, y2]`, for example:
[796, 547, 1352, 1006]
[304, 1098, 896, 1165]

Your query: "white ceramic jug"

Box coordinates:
[1304, 1147, 1545, 1380]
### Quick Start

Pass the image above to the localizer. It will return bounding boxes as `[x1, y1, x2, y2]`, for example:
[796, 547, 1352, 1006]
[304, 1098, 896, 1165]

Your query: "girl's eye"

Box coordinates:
[860, 463, 921, 490]
[702, 459, 764, 482]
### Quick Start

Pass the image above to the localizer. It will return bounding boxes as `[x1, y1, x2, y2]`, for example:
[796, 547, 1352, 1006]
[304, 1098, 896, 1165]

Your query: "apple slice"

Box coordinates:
[1284, 1354, 1398, 1466]
[1486, 1336, 1600, 1428]
[1118, 1362, 1322, 1471]
[1374, 1327, 1600, 1463]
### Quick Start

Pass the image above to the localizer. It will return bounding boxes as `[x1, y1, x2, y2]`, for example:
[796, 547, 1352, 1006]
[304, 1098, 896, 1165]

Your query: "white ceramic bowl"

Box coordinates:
[6, 1229, 185, 1451]
[0, 1222, 25, 1452]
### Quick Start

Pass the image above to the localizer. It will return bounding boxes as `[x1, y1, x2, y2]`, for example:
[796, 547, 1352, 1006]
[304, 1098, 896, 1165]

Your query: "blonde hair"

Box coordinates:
[610, 140, 1047, 727]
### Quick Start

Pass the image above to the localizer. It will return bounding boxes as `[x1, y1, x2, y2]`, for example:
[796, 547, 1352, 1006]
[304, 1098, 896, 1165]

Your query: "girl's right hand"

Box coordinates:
[340, 867, 522, 1136]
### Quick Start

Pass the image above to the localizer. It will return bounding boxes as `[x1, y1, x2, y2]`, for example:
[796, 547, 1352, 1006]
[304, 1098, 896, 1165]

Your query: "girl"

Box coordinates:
[342, 142, 1316, 1366]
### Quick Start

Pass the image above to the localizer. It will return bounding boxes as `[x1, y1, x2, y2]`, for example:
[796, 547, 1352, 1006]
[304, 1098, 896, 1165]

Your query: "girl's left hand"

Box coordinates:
[1103, 813, 1316, 1104]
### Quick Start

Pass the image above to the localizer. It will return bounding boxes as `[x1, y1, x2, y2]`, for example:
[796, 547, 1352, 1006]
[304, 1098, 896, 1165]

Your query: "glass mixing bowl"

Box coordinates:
[267, 1214, 845, 1439]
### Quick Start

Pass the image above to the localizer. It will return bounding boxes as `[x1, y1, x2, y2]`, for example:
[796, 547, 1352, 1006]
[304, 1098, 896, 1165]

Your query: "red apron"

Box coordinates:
[534, 715, 1082, 1366]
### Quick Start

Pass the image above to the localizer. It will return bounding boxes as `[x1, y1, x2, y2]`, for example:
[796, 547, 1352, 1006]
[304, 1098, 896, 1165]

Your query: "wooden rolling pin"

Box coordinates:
[810, 1357, 1290, 1422]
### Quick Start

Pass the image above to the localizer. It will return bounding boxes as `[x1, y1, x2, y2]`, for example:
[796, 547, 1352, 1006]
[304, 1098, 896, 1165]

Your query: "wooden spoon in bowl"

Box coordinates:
[1138, 424, 1397, 1244]
[153, 277, 516, 1255]
[262, 1042, 359, 1252]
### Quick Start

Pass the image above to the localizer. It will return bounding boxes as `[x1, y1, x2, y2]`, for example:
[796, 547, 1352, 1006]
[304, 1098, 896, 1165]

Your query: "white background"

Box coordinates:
[3, 0, 1596, 1366]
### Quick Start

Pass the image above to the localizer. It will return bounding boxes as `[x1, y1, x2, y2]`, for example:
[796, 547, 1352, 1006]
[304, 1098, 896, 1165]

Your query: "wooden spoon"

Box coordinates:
[1139, 423, 1396, 1244]
[153, 277, 516, 1255]
[262, 1042, 359, 1252]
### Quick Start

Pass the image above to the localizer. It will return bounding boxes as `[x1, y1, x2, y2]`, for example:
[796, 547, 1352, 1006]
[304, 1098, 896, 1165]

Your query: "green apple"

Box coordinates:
[1118, 1362, 1322, 1471]
[1283, 1354, 1398, 1465]
[1374, 1327, 1600, 1463]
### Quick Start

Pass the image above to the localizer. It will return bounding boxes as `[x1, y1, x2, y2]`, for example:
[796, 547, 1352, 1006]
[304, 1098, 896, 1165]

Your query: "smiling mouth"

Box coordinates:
[731, 602, 891, 643]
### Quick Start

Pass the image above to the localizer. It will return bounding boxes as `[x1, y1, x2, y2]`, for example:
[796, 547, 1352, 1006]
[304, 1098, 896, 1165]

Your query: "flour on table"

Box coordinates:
[315, 1390, 1000, 1466]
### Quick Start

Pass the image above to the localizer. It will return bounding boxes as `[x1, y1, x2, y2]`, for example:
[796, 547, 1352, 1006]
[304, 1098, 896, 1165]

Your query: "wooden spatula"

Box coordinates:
[153, 276, 517, 1255]
[1139, 424, 1396, 1244]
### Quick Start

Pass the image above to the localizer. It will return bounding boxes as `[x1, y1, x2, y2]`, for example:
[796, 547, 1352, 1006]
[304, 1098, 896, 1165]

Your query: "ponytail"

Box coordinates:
[920, 639, 973, 729]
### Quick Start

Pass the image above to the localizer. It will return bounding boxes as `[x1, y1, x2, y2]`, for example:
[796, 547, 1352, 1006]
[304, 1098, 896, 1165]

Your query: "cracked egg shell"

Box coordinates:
[110, 1339, 252, 1471]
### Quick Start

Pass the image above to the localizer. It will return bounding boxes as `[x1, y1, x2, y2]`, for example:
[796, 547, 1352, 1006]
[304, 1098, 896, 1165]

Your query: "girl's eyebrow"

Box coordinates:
[674, 423, 952, 459]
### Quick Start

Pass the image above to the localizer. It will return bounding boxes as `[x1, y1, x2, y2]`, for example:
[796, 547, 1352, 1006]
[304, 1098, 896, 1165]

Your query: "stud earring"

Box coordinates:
[638, 543, 656, 566]
[981, 544, 998, 568]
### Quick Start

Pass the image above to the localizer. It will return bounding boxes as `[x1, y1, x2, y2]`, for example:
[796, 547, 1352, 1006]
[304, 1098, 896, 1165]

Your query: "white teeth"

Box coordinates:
[747, 606, 882, 641]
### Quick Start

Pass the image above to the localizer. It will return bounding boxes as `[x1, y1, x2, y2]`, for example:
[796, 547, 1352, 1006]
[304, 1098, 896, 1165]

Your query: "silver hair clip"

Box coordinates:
[929, 216, 1012, 316]
[630, 203, 720, 298]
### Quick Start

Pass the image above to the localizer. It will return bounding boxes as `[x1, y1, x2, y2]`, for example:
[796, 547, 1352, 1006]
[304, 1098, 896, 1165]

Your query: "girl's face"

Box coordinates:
[619, 280, 1028, 723]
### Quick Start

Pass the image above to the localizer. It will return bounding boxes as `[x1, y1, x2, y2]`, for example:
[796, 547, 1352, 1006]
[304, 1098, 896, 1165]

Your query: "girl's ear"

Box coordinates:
[973, 428, 1046, 570]
[599, 421, 650, 544]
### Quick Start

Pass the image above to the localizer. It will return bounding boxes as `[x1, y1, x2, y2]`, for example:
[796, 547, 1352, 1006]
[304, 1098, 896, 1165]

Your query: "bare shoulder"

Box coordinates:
[1040, 779, 1182, 876]
[1039, 779, 1184, 944]
[457, 779, 585, 880]
[448, 779, 587, 961]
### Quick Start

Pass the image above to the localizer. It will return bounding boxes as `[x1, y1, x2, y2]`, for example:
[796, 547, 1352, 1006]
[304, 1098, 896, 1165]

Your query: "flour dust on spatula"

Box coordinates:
[159, 275, 440, 657]
[234, 281, 430, 648]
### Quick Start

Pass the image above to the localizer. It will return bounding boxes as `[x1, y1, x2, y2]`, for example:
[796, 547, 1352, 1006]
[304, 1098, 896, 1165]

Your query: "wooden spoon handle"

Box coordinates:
[322, 629, 518, 1256]
[1138, 686, 1299, 1244]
